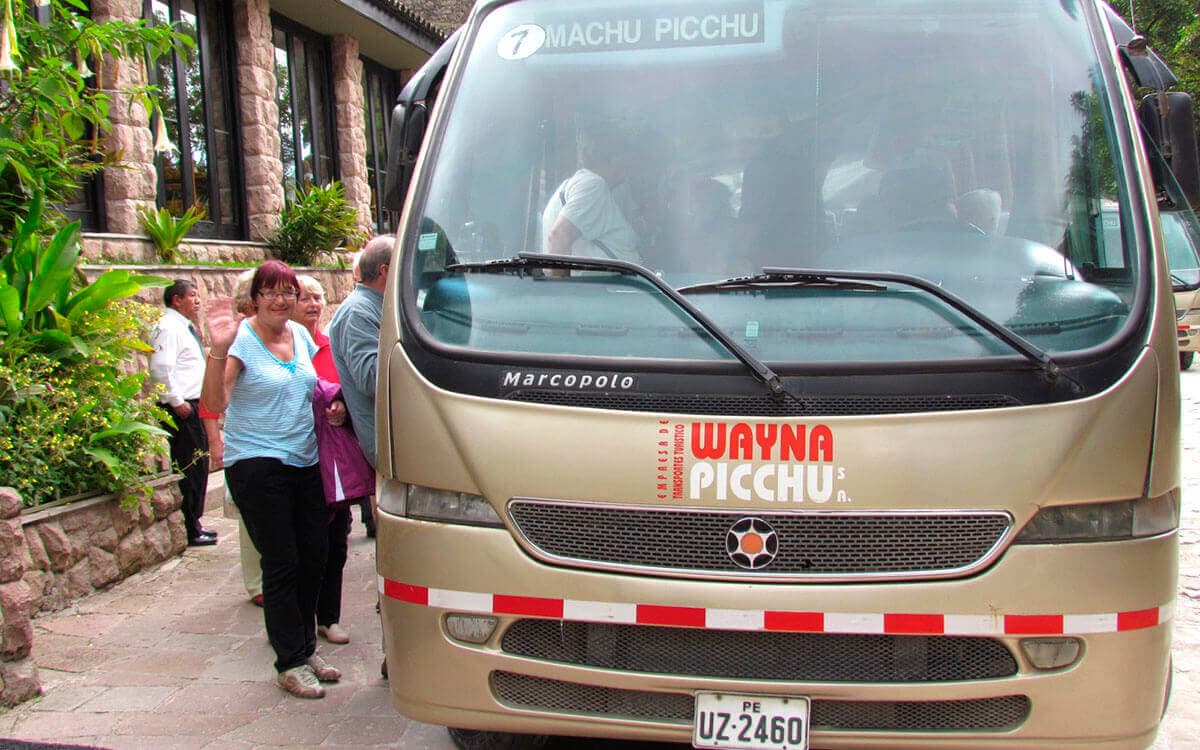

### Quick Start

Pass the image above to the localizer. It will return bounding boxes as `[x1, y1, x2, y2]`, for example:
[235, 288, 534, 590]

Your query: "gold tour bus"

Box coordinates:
[374, 1, 1200, 748]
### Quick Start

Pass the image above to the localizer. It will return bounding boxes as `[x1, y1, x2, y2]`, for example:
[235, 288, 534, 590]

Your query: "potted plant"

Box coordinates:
[270, 181, 363, 266]
[137, 204, 206, 263]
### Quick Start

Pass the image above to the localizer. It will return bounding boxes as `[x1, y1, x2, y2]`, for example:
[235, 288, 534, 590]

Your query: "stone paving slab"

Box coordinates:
[1, 481, 453, 750]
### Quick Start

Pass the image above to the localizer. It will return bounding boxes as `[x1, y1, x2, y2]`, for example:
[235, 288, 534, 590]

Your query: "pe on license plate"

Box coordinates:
[692, 692, 810, 750]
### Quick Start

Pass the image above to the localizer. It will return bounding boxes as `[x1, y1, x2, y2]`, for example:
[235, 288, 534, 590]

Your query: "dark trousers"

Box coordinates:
[161, 400, 209, 540]
[357, 497, 375, 532]
[317, 504, 352, 627]
[226, 458, 328, 673]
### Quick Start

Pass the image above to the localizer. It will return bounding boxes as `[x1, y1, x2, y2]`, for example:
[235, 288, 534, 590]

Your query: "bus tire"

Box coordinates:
[1181, 351, 1194, 370]
[447, 728, 549, 750]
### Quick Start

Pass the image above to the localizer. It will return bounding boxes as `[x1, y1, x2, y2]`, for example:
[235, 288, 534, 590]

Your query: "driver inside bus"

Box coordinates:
[541, 125, 642, 264]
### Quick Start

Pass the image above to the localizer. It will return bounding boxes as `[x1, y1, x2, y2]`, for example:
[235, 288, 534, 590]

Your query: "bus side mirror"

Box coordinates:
[1139, 92, 1200, 209]
[381, 29, 460, 213]
[383, 102, 428, 211]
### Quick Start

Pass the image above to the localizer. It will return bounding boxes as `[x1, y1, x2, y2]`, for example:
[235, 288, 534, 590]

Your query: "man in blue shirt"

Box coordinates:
[329, 235, 393, 469]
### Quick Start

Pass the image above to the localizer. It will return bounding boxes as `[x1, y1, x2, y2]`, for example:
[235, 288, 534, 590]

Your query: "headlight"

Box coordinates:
[1014, 491, 1179, 543]
[377, 479, 503, 527]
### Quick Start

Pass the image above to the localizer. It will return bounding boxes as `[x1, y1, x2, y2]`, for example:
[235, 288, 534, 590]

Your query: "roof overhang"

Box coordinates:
[271, 0, 444, 69]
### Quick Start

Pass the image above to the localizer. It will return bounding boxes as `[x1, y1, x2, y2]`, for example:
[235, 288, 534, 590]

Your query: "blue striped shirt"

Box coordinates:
[224, 320, 319, 467]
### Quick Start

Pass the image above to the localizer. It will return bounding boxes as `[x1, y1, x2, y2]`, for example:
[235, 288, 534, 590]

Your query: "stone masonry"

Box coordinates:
[0, 488, 40, 708]
[92, 0, 158, 235]
[235, 0, 287, 244]
[332, 35, 375, 239]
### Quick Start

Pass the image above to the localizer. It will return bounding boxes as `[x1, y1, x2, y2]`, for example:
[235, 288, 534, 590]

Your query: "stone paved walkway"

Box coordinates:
[0, 475, 455, 750]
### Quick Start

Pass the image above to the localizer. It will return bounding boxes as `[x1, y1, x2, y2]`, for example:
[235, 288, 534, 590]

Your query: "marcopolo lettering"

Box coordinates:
[502, 370, 637, 392]
[540, 3, 763, 53]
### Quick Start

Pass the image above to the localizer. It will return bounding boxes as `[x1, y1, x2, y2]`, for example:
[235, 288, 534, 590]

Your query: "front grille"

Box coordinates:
[501, 621, 1017, 682]
[508, 501, 1012, 580]
[508, 390, 1020, 416]
[492, 672, 1031, 732]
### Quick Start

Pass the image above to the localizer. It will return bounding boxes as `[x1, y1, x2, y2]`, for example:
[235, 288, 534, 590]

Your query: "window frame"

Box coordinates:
[271, 13, 339, 200]
[361, 55, 402, 234]
[144, 0, 245, 240]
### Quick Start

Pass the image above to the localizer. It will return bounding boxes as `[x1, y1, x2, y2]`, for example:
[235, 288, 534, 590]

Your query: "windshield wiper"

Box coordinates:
[445, 252, 792, 398]
[681, 267, 1067, 385]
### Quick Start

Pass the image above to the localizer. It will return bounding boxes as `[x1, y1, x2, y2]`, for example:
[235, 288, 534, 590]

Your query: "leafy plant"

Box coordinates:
[0, 302, 169, 508]
[0, 0, 190, 238]
[138, 204, 206, 263]
[0, 190, 170, 507]
[0, 191, 169, 364]
[270, 181, 363, 266]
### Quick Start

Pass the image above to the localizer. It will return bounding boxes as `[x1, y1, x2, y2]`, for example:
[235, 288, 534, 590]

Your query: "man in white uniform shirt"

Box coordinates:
[149, 280, 215, 546]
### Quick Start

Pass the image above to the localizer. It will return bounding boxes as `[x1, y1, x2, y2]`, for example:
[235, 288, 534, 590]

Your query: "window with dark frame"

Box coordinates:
[272, 14, 338, 203]
[145, 0, 243, 240]
[362, 57, 401, 234]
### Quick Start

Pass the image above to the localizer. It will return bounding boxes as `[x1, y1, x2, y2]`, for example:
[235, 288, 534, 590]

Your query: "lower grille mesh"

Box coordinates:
[492, 672, 1031, 732]
[501, 620, 1017, 682]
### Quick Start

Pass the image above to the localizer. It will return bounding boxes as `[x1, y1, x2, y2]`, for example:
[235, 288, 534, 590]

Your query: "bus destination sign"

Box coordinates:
[498, 3, 765, 59]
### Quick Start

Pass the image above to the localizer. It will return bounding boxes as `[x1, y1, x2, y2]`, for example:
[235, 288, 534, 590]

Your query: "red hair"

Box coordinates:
[250, 260, 299, 300]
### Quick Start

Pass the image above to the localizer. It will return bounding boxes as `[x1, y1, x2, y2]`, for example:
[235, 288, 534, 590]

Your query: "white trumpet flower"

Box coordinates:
[152, 113, 178, 155]
[0, 0, 19, 74]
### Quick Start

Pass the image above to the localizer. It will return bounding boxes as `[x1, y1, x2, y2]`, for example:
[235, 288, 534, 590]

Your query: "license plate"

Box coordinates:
[693, 692, 810, 750]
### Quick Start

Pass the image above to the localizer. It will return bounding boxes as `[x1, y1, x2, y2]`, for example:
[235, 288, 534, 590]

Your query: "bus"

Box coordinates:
[375, 1, 1200, 748]
[1164, 210, 1200, 369]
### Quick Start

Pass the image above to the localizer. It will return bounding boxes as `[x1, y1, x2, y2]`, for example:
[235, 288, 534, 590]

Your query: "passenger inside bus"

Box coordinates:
[739, 118, 828, 267]
[540, 125, 642, 264]
[957, 188, 1004, 234]
[666, 176, 741, 274]
[855, 164, 959, 233]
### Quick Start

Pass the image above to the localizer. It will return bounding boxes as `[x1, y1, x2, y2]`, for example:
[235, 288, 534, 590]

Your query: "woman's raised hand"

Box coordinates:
[206, 296, 241, 355]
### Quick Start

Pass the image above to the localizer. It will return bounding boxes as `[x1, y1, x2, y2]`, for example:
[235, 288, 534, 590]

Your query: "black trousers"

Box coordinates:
[161, 400, 209, 540]
[317, 504, 351, 627]
[226, 458, 328, 673]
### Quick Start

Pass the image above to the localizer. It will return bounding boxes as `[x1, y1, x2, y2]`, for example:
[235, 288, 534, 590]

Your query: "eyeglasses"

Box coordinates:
[258, 289, 298, 301]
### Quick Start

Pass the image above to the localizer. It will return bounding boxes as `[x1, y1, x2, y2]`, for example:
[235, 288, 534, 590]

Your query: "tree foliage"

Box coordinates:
[0, 1, 188, 507]
[0, 0, 188, 238]
[1110, 0, 1200, 127]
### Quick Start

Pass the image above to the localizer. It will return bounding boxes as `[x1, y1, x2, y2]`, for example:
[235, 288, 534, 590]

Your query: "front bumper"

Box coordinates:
[378, 514, 1175, 750]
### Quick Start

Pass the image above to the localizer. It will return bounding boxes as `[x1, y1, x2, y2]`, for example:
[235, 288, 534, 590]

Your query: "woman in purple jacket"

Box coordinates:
[295, 275, 374, 646]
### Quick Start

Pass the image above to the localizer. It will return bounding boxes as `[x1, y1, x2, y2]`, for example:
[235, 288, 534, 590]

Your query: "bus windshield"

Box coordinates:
[408, 0, 1137, 365]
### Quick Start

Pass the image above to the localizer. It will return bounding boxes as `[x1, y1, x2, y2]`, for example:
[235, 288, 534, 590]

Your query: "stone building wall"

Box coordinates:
[234, 0, 287, 244]
[331, 35, 375, 239]
[92, 0, 157, 235]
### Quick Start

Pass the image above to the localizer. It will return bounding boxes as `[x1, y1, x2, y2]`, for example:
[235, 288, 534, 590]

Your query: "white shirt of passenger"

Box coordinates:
[542, 169, 638, 262]
[148, 307, 205, 407]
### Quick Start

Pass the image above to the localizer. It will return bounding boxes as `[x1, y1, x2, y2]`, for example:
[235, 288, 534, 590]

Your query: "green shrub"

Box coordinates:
[0, 190, 170, 508]
[0, 300, 168, 507]
[138, 204, 207, 263]
[270, 181, 363, 266]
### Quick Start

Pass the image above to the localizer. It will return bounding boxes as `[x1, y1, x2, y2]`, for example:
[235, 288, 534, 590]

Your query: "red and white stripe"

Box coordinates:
[379, 577, 1173, 637]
